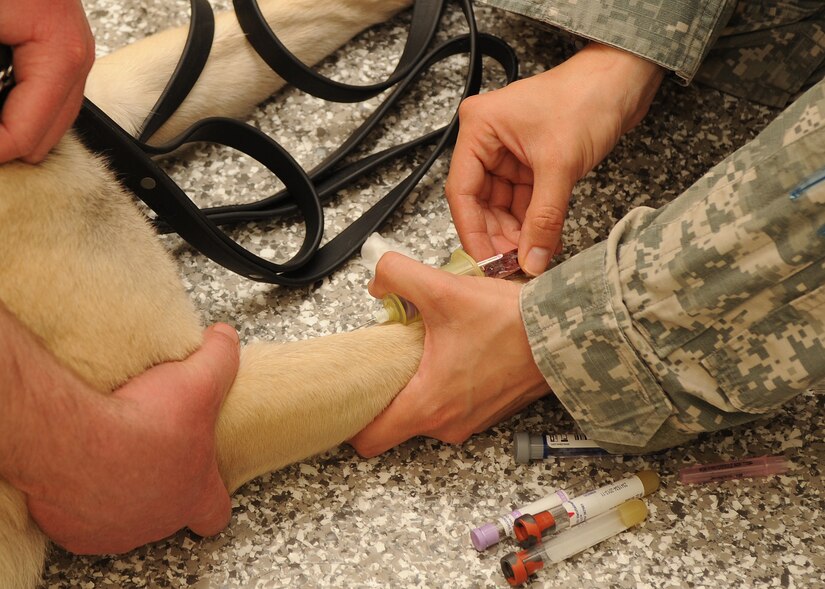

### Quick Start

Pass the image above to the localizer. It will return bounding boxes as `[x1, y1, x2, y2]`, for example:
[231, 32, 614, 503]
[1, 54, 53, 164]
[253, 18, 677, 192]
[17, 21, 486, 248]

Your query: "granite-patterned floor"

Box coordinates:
[42, 1, 824, 587]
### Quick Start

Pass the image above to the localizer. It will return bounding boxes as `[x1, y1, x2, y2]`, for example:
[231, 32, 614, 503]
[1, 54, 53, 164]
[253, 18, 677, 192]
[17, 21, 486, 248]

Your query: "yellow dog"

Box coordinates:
[0, 1, 433, 586]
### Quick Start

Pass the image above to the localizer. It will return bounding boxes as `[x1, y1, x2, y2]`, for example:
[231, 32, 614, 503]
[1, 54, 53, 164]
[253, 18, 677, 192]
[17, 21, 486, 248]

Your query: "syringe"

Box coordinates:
[500, 499, 648, 586]
[369, 249, 522, 326]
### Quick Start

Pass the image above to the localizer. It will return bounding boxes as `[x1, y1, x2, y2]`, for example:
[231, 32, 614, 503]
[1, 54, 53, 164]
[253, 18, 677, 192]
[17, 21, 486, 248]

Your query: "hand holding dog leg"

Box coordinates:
[0, 0, 95, 163]
[348, 253, 550, 457]
[446, 42, 664, 275]
[0, 303, 240, 554]
[31, 323, 239, 554]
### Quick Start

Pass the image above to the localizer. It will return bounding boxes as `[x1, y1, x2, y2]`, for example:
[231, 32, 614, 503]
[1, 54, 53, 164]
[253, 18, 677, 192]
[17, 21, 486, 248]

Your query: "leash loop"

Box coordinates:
[75, 0, 519, 286]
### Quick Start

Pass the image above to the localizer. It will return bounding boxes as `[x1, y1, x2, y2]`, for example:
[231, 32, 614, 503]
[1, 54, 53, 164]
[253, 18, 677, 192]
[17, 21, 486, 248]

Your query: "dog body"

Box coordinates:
[0, 1, 425, 586]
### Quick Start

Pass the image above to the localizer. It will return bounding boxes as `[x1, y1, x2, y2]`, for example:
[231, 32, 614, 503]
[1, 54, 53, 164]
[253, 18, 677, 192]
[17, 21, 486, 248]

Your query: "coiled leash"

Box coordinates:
[8, 0, 519, 286]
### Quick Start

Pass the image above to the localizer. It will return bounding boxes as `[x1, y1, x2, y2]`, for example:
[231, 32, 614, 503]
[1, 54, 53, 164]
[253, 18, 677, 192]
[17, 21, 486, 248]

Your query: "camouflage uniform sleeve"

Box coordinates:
[480, 0, 738, 84]
[520, 79, 825, 454]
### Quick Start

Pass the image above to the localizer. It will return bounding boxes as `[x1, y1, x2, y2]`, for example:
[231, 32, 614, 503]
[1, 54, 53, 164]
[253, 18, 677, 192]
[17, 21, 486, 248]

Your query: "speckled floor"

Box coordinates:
[42, 1, 825, 587]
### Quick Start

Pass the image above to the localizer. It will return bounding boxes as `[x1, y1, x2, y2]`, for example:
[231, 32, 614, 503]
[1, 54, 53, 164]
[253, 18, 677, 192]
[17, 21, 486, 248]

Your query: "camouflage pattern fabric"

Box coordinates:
[520, 79, 825, 453]
[697, 2, 825, 107]
[482, 0, 825, 107]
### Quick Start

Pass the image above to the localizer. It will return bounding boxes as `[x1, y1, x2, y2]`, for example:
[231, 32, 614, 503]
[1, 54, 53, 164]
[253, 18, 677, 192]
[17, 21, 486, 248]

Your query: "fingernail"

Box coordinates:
[212, 323, 240, 347]
[524, 247, 551, 276]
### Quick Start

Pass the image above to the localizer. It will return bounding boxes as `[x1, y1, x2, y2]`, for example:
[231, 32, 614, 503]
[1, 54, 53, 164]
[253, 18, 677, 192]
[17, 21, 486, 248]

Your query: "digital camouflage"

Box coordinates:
[521, 79, 825, 453]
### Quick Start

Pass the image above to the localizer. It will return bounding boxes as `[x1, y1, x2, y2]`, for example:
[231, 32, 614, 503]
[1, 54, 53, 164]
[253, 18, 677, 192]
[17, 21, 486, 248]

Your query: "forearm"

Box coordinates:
[0, 302, 239, 554]
[0, 301, 107, 491]
[520, 81, 825, 453]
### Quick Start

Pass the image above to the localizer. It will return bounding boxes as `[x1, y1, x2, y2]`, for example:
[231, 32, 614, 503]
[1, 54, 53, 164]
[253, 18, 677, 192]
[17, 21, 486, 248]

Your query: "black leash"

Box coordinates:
[0, 45, 12, 106]
[44, 1, 519, 285]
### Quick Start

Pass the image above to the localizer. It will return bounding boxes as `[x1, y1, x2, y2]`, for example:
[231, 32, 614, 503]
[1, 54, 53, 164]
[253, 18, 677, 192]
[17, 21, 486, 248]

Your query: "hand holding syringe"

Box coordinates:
[349, 245, 548, 458]
[368, 249, 523, 326]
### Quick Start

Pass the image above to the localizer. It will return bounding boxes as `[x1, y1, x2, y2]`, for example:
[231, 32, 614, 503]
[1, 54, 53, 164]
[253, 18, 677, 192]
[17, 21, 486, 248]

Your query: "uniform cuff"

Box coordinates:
[481, 0, 737, 84]
[520, 240, 673, 448]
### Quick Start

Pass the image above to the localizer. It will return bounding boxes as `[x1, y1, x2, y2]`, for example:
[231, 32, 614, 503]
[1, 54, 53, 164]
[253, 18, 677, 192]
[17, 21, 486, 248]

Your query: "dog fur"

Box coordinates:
[0, 1, 428, 586]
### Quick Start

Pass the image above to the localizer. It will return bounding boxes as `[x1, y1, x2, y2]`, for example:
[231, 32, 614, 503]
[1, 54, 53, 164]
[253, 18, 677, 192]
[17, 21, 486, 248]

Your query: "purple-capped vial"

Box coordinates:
[469, 489, 572, 551]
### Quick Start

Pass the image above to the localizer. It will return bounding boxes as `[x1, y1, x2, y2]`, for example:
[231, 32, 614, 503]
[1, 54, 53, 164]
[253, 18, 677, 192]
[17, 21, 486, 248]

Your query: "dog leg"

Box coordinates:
[218, 323, 423, 493]
[85, 0, 414, 142]
[79, 0, 425, 493]
[0, 483, 47, 589]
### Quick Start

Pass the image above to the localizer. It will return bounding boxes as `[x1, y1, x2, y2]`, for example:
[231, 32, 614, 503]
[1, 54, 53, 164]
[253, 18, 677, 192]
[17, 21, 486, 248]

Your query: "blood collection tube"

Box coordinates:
[470, 488, 576, 551]
[512, 505, 569, 548]
[512, 470, 659, 548]
[514, 431, 609, 463]
[500, 499, 648, 586]
[679, 455, 791, 484]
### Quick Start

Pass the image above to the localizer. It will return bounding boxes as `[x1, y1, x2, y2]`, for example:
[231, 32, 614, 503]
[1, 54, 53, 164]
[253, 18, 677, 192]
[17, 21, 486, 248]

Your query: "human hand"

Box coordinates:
[446, 42, 664, 275]
[22, 324, 240, 555]
[349, 253, 550, 457]
[0, 0, 95, 163]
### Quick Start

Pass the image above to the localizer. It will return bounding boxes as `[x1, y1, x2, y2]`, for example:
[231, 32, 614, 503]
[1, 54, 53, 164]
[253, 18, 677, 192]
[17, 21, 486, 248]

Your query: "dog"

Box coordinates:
[0, 1, 437, 586]
[7, 2, 820, 587]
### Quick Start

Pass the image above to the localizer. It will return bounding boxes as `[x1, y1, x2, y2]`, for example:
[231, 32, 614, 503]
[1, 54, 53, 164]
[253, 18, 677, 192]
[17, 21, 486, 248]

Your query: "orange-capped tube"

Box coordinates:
[514, 470, 659, 548]
[513, 505, 568, 548]
[501, 500, 648, 586]
[500, 548, 545, 587]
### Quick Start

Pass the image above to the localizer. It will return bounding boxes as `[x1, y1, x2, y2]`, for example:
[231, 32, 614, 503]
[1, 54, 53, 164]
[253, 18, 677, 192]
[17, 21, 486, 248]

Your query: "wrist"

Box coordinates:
[495, 280, 546, 393]
[576, 42, 665, 132]
[513, 282, 546, 385]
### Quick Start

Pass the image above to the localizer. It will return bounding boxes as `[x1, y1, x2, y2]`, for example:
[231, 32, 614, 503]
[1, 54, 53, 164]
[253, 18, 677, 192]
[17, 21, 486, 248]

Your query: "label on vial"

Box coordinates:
[522, 489, 571, 519]
[562, 476, 644, 526]
[497, 511, 523, 537]
[544, 432, 601, 448]
[500, 490, 571, 536]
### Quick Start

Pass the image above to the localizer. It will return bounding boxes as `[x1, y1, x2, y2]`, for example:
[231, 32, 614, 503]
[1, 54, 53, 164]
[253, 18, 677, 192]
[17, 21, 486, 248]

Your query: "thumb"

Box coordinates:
[173, 325, 238, 537]
[371, 252, 453, 320]
[180, 323, 241, 414]
[114, 323, 240, 413]
[347, 389, 418, 458]
[517, 171, 575, 276]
